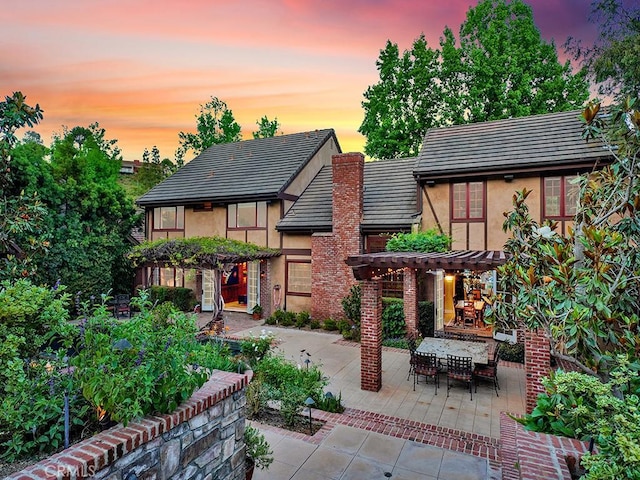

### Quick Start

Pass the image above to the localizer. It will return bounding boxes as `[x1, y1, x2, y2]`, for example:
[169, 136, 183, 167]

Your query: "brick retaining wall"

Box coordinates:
[7, 371, 250, 480]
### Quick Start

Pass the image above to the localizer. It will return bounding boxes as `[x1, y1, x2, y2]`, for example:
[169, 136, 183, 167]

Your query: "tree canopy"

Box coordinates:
[566, 0, 640, 100]
[359, 0, 590, 160]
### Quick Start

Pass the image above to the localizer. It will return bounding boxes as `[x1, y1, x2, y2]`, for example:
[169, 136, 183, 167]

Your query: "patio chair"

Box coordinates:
[474, 344, 501, 396]
[463, 302, 476, 328]
[406, 332, 420, 381]
[413, 351, 439, 394]
[446, 355, 473, 400]
[114, 294, 131, 319]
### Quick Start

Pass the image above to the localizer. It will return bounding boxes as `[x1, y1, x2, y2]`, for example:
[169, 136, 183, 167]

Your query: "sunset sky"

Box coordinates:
[3, 0, 598, 162]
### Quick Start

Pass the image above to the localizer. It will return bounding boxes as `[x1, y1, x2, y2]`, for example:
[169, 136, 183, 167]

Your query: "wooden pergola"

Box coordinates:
[129, 236, 280, 322]
[345, 250, 508, 392]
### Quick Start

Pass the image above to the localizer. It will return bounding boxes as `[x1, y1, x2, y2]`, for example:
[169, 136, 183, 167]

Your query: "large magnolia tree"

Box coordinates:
[492, 99, 640, 380]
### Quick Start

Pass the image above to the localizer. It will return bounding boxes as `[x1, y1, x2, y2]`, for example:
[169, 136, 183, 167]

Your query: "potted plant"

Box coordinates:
[244, 424, 273, 479]
[251, 304, 263, 320]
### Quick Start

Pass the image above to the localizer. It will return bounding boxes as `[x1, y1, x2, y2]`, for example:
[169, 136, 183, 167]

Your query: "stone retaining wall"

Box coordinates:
[7, 371, 250, 480]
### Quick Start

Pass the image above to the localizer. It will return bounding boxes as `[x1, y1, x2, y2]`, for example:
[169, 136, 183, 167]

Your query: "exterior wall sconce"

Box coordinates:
[504, 174, 514, 182]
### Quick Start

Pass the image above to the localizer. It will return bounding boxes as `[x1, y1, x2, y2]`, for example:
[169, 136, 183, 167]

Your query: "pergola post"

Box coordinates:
[361, 278, 383, 392]
[403, 267, 419, 336]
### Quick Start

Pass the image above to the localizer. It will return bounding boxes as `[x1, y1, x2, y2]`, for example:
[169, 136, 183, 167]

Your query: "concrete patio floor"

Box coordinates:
[199, 311, 527, 479]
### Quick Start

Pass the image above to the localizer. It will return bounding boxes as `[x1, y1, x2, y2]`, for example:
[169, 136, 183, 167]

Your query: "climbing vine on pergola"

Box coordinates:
[129, 236, 280, 319]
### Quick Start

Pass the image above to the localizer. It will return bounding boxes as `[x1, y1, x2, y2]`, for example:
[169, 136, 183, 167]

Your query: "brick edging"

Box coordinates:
[8, 371, 251, 480]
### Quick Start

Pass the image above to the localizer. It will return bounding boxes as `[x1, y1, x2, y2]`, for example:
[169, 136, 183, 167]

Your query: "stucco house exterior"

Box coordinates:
[136, 109, 609, 331]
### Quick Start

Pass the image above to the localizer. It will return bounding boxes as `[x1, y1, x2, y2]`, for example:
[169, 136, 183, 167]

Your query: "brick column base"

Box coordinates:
[525, 328, 551, 413]
[361, 279, 382, 391]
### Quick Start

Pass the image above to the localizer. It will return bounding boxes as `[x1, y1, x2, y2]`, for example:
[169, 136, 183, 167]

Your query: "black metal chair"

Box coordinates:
[413, 351, 439, 394]
[456, 332, 480, 342]
[406, 332, 420, 381]
[446, 355, 473, 400]
[474, 344, 501, 396]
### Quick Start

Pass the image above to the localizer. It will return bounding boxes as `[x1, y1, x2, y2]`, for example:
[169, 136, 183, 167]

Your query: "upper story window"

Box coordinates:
[452, 182, 485, 220]
[153, 206, 184, 230]
[228, 201, 267, 229]
[543, 176, 579, 219]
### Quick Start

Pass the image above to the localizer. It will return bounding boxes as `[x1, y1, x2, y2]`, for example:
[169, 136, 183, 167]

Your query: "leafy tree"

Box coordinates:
[0, 92, 49, 281]
[359, 0, 590, 159]
[176, 96, 242, 163]
[490, 99, 640, 380]
[121, 145, 182, 198]
[252, 115, 281, 139]
[457, 0, 589, 123]
[566, 0, 640, 99]
[359, 36, 442, 159]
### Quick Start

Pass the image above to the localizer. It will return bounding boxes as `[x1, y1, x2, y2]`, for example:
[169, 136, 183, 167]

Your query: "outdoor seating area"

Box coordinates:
[412, 335, 501, 401]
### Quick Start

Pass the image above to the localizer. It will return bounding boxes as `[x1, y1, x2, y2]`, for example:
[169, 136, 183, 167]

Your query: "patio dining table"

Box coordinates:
[416, 337, 489, 365]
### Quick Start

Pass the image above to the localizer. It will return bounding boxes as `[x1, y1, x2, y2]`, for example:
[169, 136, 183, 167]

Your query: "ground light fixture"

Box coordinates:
[304, 397, 315, 435]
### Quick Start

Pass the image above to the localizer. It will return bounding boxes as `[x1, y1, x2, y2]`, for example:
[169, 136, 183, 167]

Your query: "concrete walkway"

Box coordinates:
[199, 311, 526, 479]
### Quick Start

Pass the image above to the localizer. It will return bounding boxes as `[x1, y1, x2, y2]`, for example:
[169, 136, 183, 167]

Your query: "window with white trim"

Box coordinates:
[228, 201, 267, 229]
[286, 261, 311, 295]
[153, 206, 184, 230]
[543, 175, 579, 218]
[452, 182, 485, 220]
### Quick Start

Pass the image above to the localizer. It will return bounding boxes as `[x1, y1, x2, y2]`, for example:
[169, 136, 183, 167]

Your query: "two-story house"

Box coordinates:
[136, 129, 341, 315]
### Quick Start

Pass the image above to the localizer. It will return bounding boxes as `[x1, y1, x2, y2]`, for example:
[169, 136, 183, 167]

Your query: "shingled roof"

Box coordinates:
[276, 157, 419, 233]
[137, 129, 339, 207]
[415, 109, 610, 181]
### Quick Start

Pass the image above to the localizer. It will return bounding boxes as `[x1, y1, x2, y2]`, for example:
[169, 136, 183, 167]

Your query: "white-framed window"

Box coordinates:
[228, 201, 267, 229]
[153, 206, 184, 230]
[286, 261, 311, 296]
[543, 175, 579, 218]
[452, 182, 485, 220]
[152, 267, 184, 287]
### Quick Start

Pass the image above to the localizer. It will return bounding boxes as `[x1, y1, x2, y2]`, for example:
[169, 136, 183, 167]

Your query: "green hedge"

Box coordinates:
[148, 286, 196, 311]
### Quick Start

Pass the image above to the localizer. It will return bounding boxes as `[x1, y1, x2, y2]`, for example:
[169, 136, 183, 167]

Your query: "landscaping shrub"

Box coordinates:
[341, 284, 361, 326]
[498, 342, 524, 363]
[418, 300, 435, 338]
[71, 295, 235, 426]
[245, 373, 268, 419]
[382, 338, 409, 349]
[385, 228, 451, 253]
[519, 360, 640, 480]
[279, 311, 296, 327]
[240, 329, 275, 366]
[295, 311, 311, 328]
[314, 392, 345, 414]
[148, 286, 196, 311]
[322, 318, 338, 331]
[382, 301, 406, 340]
[309, 320, 321, 329]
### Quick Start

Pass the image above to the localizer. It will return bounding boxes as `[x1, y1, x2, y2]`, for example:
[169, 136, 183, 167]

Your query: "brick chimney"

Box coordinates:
[311, 153, 364, 320]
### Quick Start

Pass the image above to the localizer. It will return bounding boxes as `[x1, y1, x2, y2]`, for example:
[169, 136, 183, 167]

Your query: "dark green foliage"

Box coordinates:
[385, 229, 451, 253]
[359, 0, 589, 159]
[322, 319, 338, 331]
[264, 315, 277, 325]
[314, 391, 345, 414]
[279, 311, 296, 327]
[72, 296, 234, 426]
[341, 284, 361, 326]
[418, 301, 435, 338]
[382, 301, 406, 340]
[336, 319, 351, 334]
[309, 320, 321, 329]
[498, 342, 524, 364]
[382, 338, 409, 349]
[149, 286, 196, 311]
[295, 311, 311, 328]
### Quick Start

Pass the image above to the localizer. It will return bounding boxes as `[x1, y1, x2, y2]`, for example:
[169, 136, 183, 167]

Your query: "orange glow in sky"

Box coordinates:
[3, 0, 597, 161]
